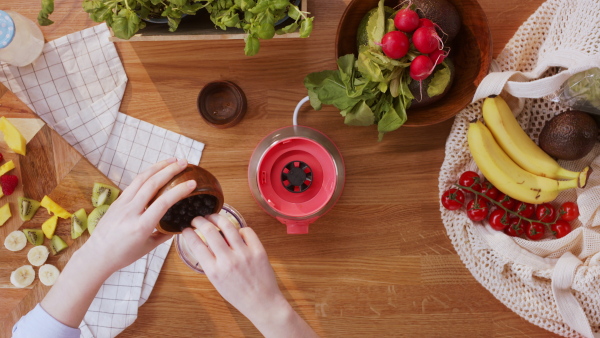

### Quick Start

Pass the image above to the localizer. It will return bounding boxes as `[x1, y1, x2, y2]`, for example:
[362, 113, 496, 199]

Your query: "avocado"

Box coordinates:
[539, 110, 598, 160]
[408, 58, 455, 109]
[412, 0, 461, 43]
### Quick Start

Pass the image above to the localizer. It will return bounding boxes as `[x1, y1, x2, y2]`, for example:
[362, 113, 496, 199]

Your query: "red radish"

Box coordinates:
[410, 55, 434, 81]
[394, 7, 420, 32]
[412, 27, 442, 54]
[418, 18, 435, 29]
[379, 31, 410, 59]
[429, 48, 449, 65]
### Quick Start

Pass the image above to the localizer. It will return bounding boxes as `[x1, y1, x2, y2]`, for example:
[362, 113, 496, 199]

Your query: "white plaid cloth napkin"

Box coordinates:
[0, 23, 204, 337]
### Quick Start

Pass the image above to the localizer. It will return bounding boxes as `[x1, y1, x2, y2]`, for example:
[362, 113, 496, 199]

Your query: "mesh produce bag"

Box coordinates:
[439, 0, 600, 336]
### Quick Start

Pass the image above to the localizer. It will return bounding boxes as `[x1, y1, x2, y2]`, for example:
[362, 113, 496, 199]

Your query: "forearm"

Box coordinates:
[247, 295, 318, 338]
[40, 245, 111, 328]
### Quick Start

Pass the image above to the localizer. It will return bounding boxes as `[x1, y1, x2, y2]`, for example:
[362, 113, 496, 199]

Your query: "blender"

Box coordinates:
[248, 97, 345, 234]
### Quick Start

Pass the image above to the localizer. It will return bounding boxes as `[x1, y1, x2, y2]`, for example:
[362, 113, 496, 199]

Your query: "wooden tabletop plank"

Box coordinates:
[0, 0, 558, 336]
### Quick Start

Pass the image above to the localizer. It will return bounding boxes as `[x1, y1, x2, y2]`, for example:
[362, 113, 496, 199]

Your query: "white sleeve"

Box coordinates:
[12, 304, 81, 338]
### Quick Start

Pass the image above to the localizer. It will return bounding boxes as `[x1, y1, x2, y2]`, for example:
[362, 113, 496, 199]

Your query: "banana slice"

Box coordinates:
[10, 265, 35, 288]
[38, 264, 60, 286]
[4, 230, 27, 252]
[27, 246, 49, 266]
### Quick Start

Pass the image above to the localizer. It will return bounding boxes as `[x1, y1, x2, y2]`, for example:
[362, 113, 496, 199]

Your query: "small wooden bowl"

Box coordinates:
[151, 164, 224, 234]
[197, 81, 247, 129]
[335, 0, 492, 127]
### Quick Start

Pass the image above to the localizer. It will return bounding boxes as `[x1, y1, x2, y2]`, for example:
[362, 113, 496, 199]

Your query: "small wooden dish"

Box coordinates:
[151, 164, 224, 234]
[335, 0, 492, 127]
[197, 81, 247, 129]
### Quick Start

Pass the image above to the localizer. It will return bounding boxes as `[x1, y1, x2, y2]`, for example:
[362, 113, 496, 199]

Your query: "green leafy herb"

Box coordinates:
[39, 0, 311, 54]
[206, 0, 314, 56]
[427, 62, 451, 97]
[38, 0, 55, 26]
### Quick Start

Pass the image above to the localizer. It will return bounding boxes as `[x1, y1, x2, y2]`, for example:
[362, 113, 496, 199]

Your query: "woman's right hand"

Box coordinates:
[181, 215, 317, 338]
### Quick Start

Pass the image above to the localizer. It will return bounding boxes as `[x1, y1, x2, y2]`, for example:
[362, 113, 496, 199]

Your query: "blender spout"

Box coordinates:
[276, 217, 312, 234]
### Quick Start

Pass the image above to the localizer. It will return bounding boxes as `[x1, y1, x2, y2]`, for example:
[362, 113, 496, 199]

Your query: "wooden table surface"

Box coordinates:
[2, 0, 557, 336]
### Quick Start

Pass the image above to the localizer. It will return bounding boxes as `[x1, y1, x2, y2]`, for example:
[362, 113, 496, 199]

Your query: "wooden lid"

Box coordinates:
[197, 81, 247, 129]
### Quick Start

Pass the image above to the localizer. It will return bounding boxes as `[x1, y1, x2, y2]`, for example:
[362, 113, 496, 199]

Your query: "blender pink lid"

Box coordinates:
[248, 126, 345, 234]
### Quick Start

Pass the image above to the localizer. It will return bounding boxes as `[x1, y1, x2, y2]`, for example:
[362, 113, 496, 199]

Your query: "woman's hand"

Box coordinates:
[41, 158, 197, 328]
[182, 215, 318, 338]
[82, 157, 196, 275]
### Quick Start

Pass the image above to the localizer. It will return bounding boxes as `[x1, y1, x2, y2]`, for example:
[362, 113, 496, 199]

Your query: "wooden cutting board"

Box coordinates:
[0, 83, 117, 335]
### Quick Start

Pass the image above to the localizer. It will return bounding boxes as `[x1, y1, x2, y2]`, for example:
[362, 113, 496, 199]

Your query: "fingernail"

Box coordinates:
[177, 158, 188, 166]
[186, 180, 196, 188]
[166, 157, 177, 163]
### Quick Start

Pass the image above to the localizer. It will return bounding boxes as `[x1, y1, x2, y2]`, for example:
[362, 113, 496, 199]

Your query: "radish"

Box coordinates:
[379, 31, 410, 59]
[418, 18, 435, 29]
[394, 7, 420, 32]
[410, 55, 434, 81]
[412, 27, 442, 54]
[429, 48, 449, 65]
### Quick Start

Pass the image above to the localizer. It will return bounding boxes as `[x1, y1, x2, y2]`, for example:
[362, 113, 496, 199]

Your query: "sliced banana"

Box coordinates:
[38, 264, 60, 286]
[4, 230, 27, 252]
[27, 245, 49, 266]
[10, 265, 35, 288]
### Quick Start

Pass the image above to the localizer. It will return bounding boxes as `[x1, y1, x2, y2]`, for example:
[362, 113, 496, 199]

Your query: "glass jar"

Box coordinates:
[175, 204, 247, 274]
[0, 10, 44, 67]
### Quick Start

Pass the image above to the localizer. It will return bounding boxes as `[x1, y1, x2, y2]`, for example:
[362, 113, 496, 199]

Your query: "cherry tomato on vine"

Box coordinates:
[441, 189, 465, 210]
[559, 202, 579, 222]
[551, 220, 572, 239]
[466, 198, 489, 221]
[536, 203, 556, 223]
[505, 218, 525, 237]
[459, 171, 482, 192]
[515, 201, 535, 219]
[488, 209, 510, 231]
[480, 181, 500, 201]
[496, 193, 516, 210]
[525, 221, 545, 240]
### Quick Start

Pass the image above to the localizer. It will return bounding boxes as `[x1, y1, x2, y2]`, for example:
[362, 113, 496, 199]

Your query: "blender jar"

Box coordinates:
[0, 10, 44, 67]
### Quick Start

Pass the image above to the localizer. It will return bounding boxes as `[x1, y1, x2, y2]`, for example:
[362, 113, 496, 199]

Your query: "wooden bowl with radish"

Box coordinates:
[335, 0, 492, 127]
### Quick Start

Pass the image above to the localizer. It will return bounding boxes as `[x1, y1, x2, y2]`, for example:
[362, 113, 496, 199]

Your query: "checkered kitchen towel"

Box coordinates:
[0, 23, 203, 337]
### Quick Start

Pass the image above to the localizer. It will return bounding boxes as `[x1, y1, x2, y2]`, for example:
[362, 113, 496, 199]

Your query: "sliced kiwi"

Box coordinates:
[50, 235, 68, 255]
[71, 208, 88, 239]
[92, 183, 120, 207]
[18, 197, 41, 221]
[23, 229, 44, 246]
[87, 204, 109, 235]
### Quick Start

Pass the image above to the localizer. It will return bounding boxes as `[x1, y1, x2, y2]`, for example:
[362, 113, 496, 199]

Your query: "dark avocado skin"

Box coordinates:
[412, 0, 461, 43]
[539, 110, 598, 161]
[408, 58, 455, 109]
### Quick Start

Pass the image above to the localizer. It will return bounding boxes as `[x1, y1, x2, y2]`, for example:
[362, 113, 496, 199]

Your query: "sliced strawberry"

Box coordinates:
[1, 174, 18, 195]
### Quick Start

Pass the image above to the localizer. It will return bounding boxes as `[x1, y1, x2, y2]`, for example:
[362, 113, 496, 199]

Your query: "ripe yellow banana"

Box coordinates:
[468, 120, 578, 204]
[482, 96, 590, 187]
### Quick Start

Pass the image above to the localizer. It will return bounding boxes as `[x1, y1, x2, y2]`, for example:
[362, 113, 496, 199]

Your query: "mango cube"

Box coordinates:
[42, 215, 58, 239]
[0, 203, 11, 226]
[0, 160, 14, 176]
[40, 195, 72, 219]
[0, 117, 26, 155]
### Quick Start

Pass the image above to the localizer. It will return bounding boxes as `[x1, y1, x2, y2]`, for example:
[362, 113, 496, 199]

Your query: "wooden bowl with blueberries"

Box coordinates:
[151, 164, 224, 234]
[334, 0, 492, 127]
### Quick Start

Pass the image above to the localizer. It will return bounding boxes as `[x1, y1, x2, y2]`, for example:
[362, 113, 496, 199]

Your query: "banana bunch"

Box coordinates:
[468, 96, 591, 204]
